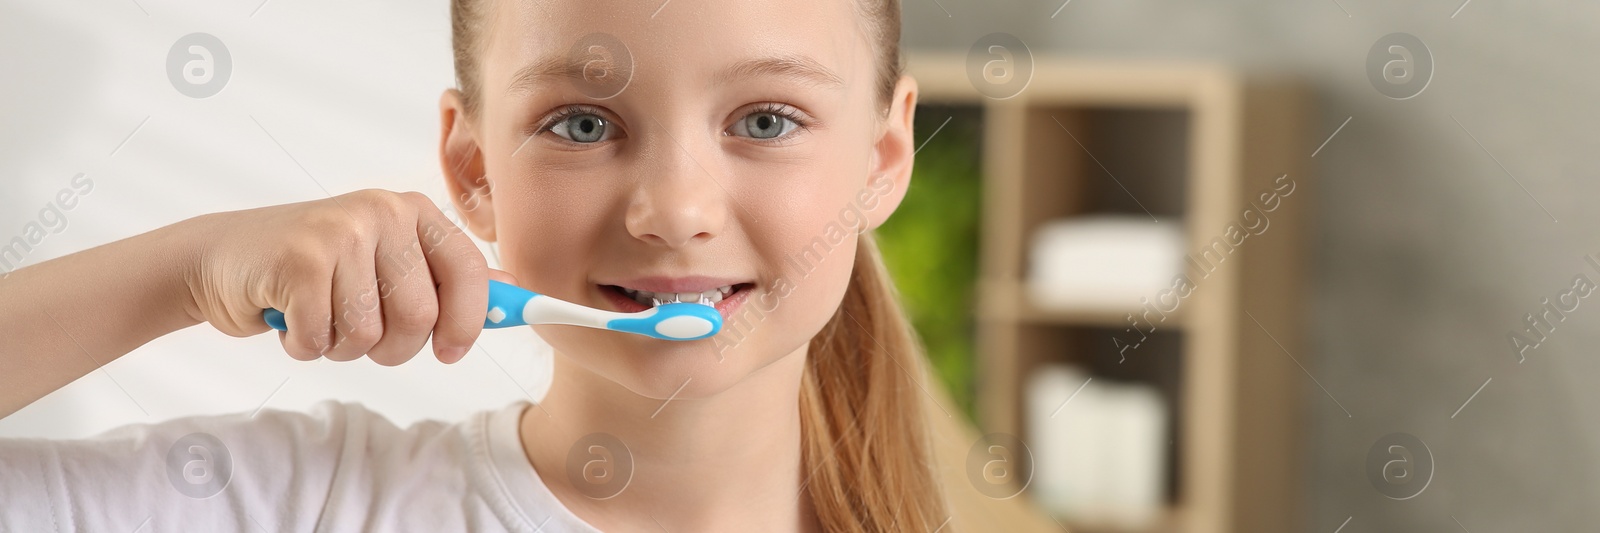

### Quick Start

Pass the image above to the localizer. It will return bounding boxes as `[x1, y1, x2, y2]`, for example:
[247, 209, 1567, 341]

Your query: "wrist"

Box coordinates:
[150, 215, 210, 327]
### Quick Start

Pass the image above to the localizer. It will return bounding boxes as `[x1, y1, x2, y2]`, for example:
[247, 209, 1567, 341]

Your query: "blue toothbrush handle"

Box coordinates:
[261, 279, 720, 341]
[263, 308, 288, 330]
[482, 279, 537, 328]
[260, 280, 537, 332]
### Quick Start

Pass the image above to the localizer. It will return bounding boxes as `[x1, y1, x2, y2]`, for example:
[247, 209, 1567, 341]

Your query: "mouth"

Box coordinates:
[596, 281, 757, 320]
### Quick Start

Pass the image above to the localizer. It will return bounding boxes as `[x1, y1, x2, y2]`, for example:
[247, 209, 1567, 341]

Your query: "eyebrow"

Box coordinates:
[505, 53, 844, 95]
[505, 54, 589, 96]
[714, 54, 844, 89]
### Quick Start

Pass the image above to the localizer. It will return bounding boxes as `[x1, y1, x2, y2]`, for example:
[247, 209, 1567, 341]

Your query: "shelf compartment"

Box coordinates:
[978, 278, 1186, 330]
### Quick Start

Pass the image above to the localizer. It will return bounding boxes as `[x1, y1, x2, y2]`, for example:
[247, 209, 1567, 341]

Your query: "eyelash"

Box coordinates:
[530, 102, 813, 144]
[742, 102, 814, 141]
[532, 104, 599, 137]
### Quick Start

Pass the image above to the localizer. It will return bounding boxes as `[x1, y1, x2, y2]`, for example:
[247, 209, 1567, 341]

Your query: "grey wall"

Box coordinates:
[906, 0, 1600, 530]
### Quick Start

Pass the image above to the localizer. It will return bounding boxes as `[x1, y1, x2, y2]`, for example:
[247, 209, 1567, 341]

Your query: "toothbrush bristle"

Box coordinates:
[648, 294, 716, 308]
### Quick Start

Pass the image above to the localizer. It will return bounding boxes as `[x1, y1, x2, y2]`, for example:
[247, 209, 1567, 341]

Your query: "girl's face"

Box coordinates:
[443, 0, 916, 400]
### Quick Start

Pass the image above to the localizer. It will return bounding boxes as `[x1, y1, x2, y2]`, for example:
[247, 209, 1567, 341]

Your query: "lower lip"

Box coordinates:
[596, 284, 752, 322]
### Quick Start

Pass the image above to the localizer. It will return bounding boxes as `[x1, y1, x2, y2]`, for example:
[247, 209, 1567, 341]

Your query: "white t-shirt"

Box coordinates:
[0, 401, 602, 532]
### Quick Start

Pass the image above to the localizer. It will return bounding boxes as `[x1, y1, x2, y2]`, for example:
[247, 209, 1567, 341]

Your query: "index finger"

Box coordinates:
[411, 196, 488, 363]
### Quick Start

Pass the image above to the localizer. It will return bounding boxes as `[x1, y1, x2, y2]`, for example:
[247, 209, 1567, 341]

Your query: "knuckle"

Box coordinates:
[285, 348, 321, 361]
[399, 190, 431, 206]
[337, 300, 375, 327]
[339, 320, 383, 349]
[363, 344, 412, 364]
[388, 304, 438, 334]
[455, 250, 489, 279]
[365, 336, 426, 366]
[348, 188, 390, 206]
[324, 329, 363, 357]
[279, 337, 316, 360]
[418, 221, 464, 254]
[322, 349, 360, 362]
[368, 349, 415, 367]
[294, 332, 332, 359]
[342, 189, 407, 223]
[373, 190, 415, 217]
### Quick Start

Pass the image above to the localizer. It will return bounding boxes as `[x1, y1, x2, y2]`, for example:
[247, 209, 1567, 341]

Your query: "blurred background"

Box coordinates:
[4, 0, 1598, 531]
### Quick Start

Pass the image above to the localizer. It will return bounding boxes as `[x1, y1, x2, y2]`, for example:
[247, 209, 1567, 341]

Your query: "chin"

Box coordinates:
[535, 321, 792, 401]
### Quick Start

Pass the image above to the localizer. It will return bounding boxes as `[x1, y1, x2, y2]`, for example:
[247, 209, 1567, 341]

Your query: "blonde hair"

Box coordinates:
[450, 2, 949, 529]
[799, 233, 948, 531]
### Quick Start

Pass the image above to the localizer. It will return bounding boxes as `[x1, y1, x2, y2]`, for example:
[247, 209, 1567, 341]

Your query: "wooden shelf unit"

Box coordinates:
[909, 54, 1309, 533]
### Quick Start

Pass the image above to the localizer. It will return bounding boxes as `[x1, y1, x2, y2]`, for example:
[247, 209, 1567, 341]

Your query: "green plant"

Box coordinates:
[875, 108, 982, 420]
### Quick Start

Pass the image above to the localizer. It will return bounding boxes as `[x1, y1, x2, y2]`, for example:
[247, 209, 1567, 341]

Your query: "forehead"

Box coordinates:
[478, 0, 873, 99]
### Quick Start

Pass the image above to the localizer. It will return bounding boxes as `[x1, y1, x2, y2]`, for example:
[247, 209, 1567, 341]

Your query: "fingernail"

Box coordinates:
[440, 346, 466, 363]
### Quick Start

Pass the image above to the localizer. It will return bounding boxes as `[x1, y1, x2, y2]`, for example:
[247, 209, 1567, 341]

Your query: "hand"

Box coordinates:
[182, 189, 514, 365]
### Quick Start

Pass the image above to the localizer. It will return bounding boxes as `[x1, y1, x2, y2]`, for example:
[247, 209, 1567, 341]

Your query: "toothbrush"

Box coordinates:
[261, 280, 722, 341]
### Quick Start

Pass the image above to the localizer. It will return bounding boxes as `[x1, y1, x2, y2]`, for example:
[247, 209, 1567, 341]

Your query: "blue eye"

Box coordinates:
[733, 112, 796, 140]
[550, 113, 614, 143]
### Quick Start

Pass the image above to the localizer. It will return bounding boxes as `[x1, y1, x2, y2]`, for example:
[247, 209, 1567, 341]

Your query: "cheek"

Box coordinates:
[488, 169, 615, 292]
[723, 209, 864, 369]
[759, 238, 855, 346]
[736, 148, 870, 259]
[732, 113, 877, 221]
[703, 136, 875, 382]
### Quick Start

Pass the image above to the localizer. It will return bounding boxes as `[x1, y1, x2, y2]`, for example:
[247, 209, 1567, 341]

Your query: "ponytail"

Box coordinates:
[799, 232, 948, 531]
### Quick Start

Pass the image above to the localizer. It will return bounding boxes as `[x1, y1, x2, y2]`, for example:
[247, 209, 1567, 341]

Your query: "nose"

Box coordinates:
[624, 132, 728, 248]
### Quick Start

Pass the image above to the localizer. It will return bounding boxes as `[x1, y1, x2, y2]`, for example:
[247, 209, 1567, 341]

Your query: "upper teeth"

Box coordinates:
[621, 285, 733, 307]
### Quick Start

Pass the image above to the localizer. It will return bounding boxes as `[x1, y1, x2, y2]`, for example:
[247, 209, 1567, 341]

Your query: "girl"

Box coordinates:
[0, 0, 947, 531]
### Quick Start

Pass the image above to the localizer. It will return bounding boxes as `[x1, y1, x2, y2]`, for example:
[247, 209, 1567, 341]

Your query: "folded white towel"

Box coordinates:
[1026, 215, 1185, 312]
[1027, 364, 1167, 528]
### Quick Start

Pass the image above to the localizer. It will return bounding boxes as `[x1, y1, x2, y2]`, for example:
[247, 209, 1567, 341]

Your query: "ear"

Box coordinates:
[439, 89, 497, 242]
[863, 75, 918, 231]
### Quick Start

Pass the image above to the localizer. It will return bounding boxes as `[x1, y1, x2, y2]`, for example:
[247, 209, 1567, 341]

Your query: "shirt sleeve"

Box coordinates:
[0, 400, 363, 533]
